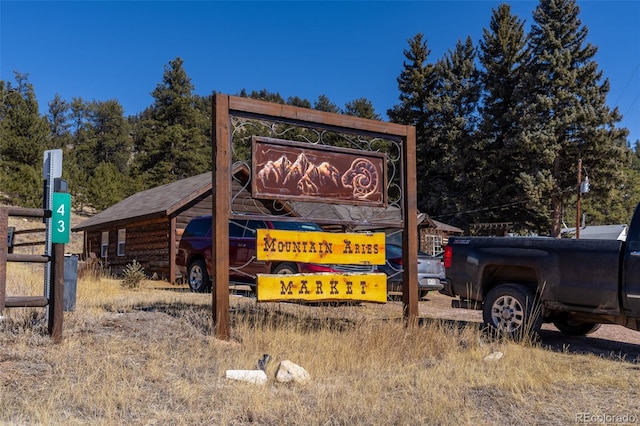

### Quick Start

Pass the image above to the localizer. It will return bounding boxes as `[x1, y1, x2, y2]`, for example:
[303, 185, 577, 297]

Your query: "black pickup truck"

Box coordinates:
[442, 205, 640, 339]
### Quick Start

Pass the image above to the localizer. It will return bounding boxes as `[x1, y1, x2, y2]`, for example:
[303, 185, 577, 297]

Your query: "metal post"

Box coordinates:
[42, 149, 63, 317]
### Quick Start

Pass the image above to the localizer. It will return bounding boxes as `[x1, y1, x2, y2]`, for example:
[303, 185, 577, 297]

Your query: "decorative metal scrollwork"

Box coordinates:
[229, 115, 404, 230]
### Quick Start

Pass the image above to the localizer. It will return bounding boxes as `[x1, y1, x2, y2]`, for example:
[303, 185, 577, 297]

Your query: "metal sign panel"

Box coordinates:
[43, 149, 63, 179]
[257, 273, 387, 303]
[256, 229, 386, 265]
[51, 192, 71, 244]
[252, 137, 387, 206]
[7, 226, 14, 248]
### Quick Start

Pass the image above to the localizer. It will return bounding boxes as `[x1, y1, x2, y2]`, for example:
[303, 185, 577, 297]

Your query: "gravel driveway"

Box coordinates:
[422, 291, 640, 363]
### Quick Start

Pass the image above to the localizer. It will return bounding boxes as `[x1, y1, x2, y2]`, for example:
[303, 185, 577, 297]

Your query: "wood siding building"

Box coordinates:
[72, 165, 275, 282]
[73, 166, 464, 282]
[418, 216, 464, 255]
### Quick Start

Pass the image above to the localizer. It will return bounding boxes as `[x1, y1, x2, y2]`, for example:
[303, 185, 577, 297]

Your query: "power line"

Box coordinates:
[623, 92, 640, 119]
[431, 187, 575, 221]
[614, 62, 640, 107]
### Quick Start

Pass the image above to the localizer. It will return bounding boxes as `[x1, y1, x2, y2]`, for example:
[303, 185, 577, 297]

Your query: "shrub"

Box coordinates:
[121, 260, 145, 289]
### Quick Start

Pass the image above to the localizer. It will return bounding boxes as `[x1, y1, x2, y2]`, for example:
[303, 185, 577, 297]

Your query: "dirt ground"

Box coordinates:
[421, 291, 640, 362]
[228, 284, 640, 362]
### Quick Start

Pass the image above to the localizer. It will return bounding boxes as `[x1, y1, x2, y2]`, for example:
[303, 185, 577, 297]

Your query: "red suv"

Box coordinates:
[176, 215, 374, 292]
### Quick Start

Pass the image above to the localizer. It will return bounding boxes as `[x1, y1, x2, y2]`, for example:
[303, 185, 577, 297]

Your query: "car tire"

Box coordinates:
[482, 284, 542, 341]
[188, 259, 211, 293]
[272, 262, 298, 275]
[553, 317, 601, 336]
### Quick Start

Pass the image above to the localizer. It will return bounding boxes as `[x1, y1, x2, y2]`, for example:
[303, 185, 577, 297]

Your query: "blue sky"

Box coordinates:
[1, 1, 639, 145]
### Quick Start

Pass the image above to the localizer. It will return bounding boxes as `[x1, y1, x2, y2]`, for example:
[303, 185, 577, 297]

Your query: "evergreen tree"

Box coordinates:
[0, 73, 50, 165]
[388, 34, 440, 217]
[47, 94, 71, 149]
[0, 74, 49, 207]
[87, 162, 132, 210]
[287, 96, 312, 108]
[344, 98, 388, 156]
[518, 0, 629, 236]
[314, 94, 341, 113]
[239, 89, 286, 104]
[132, 57, 211, 188]
[388, 35, 480, 226]
[68, 97, 94, 175]
[477, 4, 531, 231]
[89, 99, 131, 174]
[1, 162, 42, 207]
[344, 97, 380, 120]
[429, 37, 481, 227]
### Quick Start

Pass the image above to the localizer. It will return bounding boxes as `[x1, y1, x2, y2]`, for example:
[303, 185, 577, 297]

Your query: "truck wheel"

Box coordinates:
[483, 284, 542, 340]
[553, 317, 601, 336]
[188, 259, 211, 293]
[272, 262, 298, 275]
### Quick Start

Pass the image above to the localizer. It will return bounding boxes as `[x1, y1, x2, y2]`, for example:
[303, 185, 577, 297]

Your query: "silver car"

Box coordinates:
[380, 243, 445, 298]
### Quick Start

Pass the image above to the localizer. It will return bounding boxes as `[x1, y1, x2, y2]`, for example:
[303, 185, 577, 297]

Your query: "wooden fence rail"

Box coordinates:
[0, 206, 64, 342]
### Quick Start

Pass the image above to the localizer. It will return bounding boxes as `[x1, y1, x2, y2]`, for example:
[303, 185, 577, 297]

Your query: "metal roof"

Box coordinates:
[562, 224, 627, 240]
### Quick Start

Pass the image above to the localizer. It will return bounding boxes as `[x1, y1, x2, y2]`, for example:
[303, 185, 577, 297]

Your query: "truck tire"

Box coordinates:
[187, 259, 211, 293]
[272, 262, 298, 275]
[553, 317, 601, 336]
[483, 284, 542, 340]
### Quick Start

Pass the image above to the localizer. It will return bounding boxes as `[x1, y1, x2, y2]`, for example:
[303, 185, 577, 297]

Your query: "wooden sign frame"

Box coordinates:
[212, 94, 418, 340]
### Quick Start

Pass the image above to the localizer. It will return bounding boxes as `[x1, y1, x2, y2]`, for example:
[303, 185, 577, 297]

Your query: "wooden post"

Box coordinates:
[0, 208, 7, 313]
[212, 94, 231, 340]
[169, 216, 176, 283]
[402, 125, 419, 323]
[48, 243, 64, 343]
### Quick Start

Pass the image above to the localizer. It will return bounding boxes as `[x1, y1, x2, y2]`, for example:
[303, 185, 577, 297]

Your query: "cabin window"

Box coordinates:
[117, 229, 126, 256]
[101, 231, 109, 258]
[424, 235, 443, 256]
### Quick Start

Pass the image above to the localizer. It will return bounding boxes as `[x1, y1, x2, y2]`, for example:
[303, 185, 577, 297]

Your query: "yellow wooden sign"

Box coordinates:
[257, 273, 388, 303]
[256, 229, 386, 265]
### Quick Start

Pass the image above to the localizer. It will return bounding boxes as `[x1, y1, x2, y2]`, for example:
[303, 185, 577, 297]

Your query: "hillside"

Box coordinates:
[6, 207, 88, 256]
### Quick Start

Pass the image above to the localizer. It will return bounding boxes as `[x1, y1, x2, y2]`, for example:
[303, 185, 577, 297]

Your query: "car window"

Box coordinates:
[183, 217, 211, 237]
[386, 244, 403, 258]
[271, 221, 322, 232]
[229, 221, 244, 238]
[244, 220, 267, 238]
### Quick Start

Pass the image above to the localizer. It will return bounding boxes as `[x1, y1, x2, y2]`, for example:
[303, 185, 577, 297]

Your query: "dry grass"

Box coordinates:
[1, 265, 639, 425]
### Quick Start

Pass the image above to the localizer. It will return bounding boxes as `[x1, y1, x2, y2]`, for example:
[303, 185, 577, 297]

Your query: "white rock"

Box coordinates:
[483, 351, 504, 362]
[225, 369, 268, 385]
[276, 360, 310, 384]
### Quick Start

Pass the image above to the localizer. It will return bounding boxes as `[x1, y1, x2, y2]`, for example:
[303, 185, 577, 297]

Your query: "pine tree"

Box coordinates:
[0, 73, 50, 166]
[314, 94, 341, 113]
[89, 100, 131, 174]
[477, 4, 530, 230]
[132, 57, 211, 188]
[287, 96, 312, 108]
[518, 0, 629, 236]
[387, 34, 440, 217]
[344, 98, 380, 120]
[0, 74, 50, 207]
[429, 37, 481, 227]
[47, 94, 71, 149]
[87, 162, 132, 210]
[239, 89, 286, 104]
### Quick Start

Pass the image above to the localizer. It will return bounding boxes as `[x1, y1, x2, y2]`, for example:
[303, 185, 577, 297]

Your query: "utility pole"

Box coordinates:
[575, 159, 590, 239]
